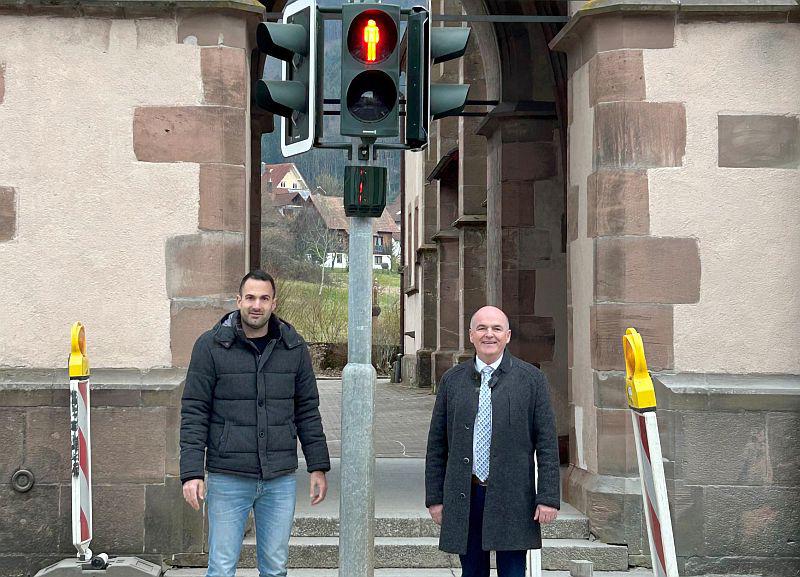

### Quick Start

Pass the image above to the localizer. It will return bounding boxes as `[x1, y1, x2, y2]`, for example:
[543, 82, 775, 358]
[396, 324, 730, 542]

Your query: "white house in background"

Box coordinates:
[307, 194, 400, 270]
[261, 162, 311, 216]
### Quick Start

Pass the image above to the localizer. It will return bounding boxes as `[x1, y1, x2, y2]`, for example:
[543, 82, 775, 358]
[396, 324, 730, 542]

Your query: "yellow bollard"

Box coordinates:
[69, 322, 90, 378]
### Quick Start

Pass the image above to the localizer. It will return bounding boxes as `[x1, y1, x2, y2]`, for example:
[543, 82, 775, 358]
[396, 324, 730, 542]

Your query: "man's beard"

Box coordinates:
[242, 312, 270, 330]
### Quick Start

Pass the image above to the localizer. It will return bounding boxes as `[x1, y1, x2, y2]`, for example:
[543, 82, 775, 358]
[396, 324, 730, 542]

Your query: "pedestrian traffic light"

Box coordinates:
[405, 8, 471, 150]
[340, 3, 401, 138]
[255, 0, 323, 157]
[344, 165, 388, 217]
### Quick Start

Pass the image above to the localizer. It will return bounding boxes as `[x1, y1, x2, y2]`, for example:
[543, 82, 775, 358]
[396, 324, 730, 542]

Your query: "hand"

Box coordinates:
[534, 504, 558, 524]
[310, 471, 328, 505]
[182, 479, 205, 511]
[428, 504, 443, 526]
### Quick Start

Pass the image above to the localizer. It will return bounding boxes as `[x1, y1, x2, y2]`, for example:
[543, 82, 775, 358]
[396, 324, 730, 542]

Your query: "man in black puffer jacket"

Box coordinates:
[180, 269, 330, 577]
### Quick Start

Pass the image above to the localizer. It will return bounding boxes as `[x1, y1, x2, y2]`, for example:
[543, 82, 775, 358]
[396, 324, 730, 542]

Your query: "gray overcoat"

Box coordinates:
[425, 352, 560, 554]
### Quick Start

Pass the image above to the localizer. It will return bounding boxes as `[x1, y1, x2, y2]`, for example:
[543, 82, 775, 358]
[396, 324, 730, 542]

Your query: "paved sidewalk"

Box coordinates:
[166, 569, 656, 577]
[317, 378, 435, 458]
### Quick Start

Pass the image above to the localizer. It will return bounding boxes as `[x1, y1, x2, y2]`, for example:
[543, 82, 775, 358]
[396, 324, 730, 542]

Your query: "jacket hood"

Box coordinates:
[212, 310, 302, 349]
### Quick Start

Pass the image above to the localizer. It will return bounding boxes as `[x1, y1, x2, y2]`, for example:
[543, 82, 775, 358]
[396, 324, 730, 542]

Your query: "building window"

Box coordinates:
[336, 254, 343, 264]
[292, 182, 297, 189]
[374, 256, 382, 265]
[374, 235, 383, 247]
[280, 181, 286, 188]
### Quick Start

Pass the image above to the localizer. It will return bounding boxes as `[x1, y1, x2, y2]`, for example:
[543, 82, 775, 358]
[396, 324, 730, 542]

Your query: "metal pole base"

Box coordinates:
[339, 362, 377, 577]
[34, 557, 162, 577]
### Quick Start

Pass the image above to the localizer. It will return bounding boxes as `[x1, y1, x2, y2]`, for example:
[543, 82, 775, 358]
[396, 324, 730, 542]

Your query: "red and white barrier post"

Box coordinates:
[69, 322, 93, 562]
[623, 328, 679, 577]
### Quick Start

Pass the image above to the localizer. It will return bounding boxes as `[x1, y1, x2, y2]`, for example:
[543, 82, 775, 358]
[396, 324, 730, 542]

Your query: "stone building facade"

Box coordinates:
[0, 1, 265, 574]
[403, 0, 800, 574]
[0, 0, 798, 575]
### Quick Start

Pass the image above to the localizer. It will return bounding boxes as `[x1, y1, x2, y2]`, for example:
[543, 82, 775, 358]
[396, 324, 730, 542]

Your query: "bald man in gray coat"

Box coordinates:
[425, 306, 560, 577]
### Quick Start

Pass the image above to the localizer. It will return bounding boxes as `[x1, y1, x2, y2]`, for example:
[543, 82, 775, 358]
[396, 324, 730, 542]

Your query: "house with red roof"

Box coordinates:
[261, 162, 310, 216]
[307, 193, 400, 270]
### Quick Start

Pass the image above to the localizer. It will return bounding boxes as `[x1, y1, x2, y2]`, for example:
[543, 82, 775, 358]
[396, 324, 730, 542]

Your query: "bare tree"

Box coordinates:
[293, 207, 344, 295]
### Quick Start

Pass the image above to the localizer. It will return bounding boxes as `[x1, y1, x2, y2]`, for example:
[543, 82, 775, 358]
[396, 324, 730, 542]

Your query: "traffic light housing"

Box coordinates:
[255, 0, 323, 157]
[344, 166, 388, 217]
[406, 8, 471, 150]
[340, 3, 401, 139]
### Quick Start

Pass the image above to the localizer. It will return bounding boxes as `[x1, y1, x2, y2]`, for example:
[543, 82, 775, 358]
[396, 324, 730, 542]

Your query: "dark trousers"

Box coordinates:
[459, 483, 527, 577]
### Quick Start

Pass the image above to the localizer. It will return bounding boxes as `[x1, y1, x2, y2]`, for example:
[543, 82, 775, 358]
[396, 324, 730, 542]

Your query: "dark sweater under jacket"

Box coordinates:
[180, 311, 330, 483]
[425, 352, 560, 554]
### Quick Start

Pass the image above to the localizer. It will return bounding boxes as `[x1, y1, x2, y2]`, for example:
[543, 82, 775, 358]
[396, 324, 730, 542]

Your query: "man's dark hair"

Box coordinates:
[239, 269, 276, 296]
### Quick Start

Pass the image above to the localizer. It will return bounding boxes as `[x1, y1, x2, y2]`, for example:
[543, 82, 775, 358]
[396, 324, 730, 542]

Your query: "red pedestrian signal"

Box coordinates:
[346, 9, 396, 65]
[364, 19, 380, 62]
[341, 4, 400, 137]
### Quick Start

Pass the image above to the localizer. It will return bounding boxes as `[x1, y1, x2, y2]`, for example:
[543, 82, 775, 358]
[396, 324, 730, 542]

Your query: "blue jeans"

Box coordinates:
[459, 484, 527, 577]
[206, 472, 297, 577]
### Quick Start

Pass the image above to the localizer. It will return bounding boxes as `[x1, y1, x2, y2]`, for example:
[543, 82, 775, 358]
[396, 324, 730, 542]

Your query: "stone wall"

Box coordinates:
[655, 375, 800, 576]
[0, 3, 262, 575]
[0, 369, 197, 577]
[0, 1, 261, 370]
[553, 1, 800, 572]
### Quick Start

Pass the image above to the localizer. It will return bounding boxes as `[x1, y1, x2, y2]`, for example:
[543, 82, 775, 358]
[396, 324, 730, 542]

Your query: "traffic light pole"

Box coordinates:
[339, 138, 378, 577]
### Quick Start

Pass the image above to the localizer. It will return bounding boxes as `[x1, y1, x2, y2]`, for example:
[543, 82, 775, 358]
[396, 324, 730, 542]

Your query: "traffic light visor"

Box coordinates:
[347, 9, 397, 64]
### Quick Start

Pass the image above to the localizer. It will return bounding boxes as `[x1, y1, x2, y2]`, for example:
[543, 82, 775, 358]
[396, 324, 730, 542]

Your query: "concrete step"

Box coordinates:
[291, 513, 589, 540]
[167, 569, 651, 577]
[170, 538, 627, 571]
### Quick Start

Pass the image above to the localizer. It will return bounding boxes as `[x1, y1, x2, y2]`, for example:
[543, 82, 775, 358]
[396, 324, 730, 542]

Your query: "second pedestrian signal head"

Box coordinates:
[341, 4, 400, 138]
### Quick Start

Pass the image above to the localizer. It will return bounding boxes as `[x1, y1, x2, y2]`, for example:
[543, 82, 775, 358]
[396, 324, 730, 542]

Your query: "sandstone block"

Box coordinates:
[24, 407, 71, 482]
[170, 298, 235, 367]
[670, 480, 705, 557]
[592, 371, 627, 409]
[587, 171, 648, 237]
[178, 12, 249, 48]
[703, 486, 799, 557]
[590, 304, 673, 371]
[144, 477, 204, 554]
[502, 142, 557, 181]
[594, 102, 686, 169]
[0, 409, 24, 480]
[0, 186, 16, 241]
[501, 181, 535, 228]
[588, 50, 645, 106]
[595, 236, 700, 304]
[510, 315, 554, 363]
[596, 407, 637, 476]
[133, 106, 246, 165]
[165, 232, 245, 298]
[0, 485, 60, 553]
[92, 407, 167, 483]
[719, 114, 799, 169]
[767, 412, 800, 486]
[201, 47, 247, 108]
[567, 185, 579, 242]
[59, 484, 146, 554]
[199, 164, 246, 232]
[679, 411, 767, 485]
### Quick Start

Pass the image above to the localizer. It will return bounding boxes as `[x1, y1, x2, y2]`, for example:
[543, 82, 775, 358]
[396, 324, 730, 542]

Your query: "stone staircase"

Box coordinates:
[170, 504, 628, 572]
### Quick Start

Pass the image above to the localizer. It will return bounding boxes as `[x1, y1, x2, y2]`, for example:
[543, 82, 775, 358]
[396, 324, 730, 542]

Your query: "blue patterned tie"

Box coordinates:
[474, 366, 493, 482]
